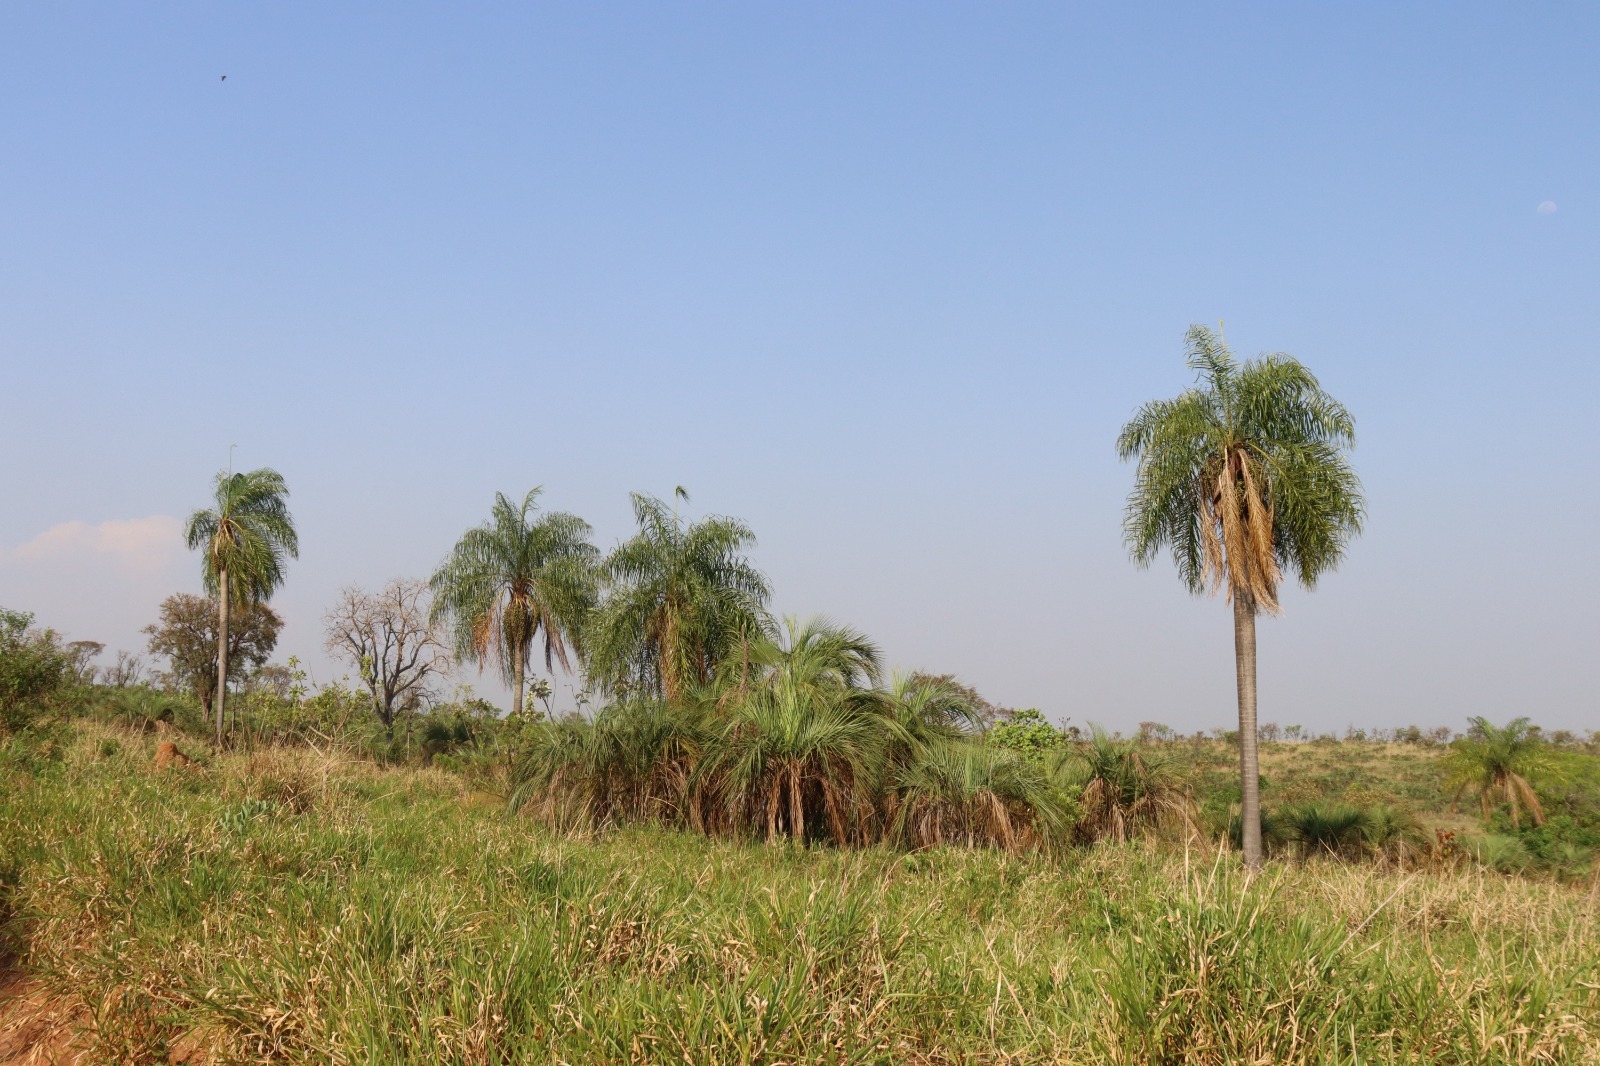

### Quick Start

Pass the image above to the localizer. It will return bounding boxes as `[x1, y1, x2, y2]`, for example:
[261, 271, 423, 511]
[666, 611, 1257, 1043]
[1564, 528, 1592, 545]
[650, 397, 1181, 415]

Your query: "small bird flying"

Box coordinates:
[220, 75, 227, 82]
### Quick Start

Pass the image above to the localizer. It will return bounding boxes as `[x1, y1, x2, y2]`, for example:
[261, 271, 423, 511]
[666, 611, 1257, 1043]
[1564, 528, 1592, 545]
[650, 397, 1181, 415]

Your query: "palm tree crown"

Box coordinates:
[1117, 324, 1363, 611]
[1444, 717, 1557, 827]
[715, 615, 882, 705]
[588, 490, 772, 702]
[185, 468, 299, 605]
[430, 489, 598, 717]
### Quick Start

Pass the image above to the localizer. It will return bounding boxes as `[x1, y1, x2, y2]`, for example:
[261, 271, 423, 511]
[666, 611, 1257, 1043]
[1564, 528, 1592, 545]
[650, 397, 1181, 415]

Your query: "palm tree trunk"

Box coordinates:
[512, 654, 525, 718]
[788, 765, 804, 844]
[214, 574, 230, 749]
[1233, 591, 1263, 870]
[766, 777, 781, 843]
[661, 607, 682, 704]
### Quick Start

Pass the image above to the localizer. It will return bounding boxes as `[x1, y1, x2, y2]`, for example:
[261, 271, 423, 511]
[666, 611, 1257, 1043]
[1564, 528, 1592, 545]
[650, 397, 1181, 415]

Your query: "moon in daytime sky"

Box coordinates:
[1537, 200, 1558, 214]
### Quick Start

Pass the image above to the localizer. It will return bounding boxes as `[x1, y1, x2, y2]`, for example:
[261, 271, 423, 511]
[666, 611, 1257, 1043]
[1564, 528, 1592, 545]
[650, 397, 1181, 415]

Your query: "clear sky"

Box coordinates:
[3, 3, 1596, 733]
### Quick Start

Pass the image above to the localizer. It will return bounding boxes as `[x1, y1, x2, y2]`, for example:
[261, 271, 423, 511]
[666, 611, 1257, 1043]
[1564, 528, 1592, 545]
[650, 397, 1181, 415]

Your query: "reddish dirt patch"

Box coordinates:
[0, 965, 92, 1066]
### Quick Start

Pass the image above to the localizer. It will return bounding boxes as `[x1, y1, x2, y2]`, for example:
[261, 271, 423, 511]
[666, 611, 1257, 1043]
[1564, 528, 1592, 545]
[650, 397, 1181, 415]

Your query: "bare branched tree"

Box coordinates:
[104, 651, 145, 687]
[324, 579, 451, 736]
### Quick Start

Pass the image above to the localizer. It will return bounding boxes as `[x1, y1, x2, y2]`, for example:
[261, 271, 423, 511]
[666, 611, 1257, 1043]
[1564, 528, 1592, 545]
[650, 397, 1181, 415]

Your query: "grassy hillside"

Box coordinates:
[3, 720, 1598, 1064]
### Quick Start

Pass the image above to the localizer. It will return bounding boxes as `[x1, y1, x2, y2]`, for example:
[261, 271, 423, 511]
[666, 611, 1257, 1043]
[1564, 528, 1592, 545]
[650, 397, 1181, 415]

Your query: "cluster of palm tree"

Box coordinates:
[179, 324, 1395, 866]
[510, 617, 1096, 851]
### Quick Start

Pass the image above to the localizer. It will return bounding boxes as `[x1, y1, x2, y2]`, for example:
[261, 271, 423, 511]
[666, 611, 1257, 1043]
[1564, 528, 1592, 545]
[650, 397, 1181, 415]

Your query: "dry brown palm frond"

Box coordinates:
[1236, 449, 1281, 611]
[1198, 448, 1283, 613]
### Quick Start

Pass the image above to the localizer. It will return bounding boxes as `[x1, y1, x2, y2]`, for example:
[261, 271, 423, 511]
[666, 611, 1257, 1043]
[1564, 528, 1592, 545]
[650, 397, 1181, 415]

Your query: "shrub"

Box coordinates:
[0, 607, 71, 735]
[1058, 725, 1195, 843]
[1464, 833, 1531, 874]
[987, 708, 1068, 763]
[884, 739, 1077, 852]
[1275, 801, 1370, 859]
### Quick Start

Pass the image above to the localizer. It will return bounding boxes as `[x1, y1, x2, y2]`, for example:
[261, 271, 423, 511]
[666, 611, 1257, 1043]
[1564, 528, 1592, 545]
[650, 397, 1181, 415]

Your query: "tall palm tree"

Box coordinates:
[1444, 717, 1556, 828]
[1118, 325, 1363, 868]
[430, 489, 598, 718]
[587, 489, 772, 703]
[185, 467, 299, 747]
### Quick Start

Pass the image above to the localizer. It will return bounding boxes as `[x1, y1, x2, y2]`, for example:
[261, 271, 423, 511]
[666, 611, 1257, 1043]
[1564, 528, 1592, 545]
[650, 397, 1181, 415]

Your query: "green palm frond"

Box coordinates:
[184, 468, 299, 604]
[1118, 325, 1364, 609]
[430, 489, 599, 693]
[1443, 717, 1559, 828]
[886, 740, 1074, 852]
[587, 491, 773, 702]
[1057, 724, 1196, 843]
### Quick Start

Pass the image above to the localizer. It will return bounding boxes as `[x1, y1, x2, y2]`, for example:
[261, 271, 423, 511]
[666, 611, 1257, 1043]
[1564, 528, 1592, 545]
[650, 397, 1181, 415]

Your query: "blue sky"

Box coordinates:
[2, 3, 1596, 732]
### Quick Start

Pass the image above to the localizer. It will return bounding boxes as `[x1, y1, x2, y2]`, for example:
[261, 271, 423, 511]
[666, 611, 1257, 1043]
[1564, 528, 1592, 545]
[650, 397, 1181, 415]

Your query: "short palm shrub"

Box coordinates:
[1444, 717, 1557, 827]
[506, 623, 1082, 855]
[1362, 804, 1429, 867]
[1058, 725, 1196, 843]
[510, 700, 713, 830]
[709, 684, 890, 844]
[1464, 833, 1532, 874]
[884, 739, 1076, 852]
[1276, 801, 1370, 859]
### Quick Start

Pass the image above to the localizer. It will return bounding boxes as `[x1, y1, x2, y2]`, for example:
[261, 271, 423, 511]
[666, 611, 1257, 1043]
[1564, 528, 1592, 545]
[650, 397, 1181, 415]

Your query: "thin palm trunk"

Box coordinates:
[214, 572, 230, 749]
[1233, 592, 1263, 869]
[766, 777, 781, 843]
[512, 653, 525, 718]
[661, 605, 684, 704]
[788, 764, 804, 844]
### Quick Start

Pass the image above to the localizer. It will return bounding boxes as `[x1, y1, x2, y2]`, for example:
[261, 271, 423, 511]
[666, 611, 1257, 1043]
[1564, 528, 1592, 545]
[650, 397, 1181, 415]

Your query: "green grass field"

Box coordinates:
[3, 720, 1598, 1064]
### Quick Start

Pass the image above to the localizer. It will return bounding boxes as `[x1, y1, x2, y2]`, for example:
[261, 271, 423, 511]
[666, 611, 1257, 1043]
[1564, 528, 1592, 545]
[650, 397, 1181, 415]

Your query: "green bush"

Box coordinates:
[987, 707, 1069, 763]
[0, 607, 71, 734]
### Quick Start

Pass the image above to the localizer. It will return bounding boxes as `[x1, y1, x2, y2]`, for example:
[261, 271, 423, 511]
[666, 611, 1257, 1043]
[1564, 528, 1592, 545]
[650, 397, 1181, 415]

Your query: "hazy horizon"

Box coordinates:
[3, 4, 1596, 732]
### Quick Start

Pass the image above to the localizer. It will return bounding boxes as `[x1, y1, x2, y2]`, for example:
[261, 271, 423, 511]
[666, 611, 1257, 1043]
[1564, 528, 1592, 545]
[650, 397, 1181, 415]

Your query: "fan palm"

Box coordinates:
[430, 489, 598, 718]
[1444, 717, 1556, 827]
[1118, 324, 1363, 867]
[587, 490, 772, 703]
[185, 468, 298, 747]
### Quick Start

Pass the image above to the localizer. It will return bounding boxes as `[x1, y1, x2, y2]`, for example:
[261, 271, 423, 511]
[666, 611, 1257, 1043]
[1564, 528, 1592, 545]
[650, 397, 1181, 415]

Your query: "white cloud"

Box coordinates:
[2, 515, 186, 575]
[1537, 200, 1558, 214]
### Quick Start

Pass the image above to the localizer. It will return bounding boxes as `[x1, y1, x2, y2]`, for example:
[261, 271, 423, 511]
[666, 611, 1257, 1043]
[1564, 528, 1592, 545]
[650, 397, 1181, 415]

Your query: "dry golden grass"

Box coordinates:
[2, 721, 1597, 1064]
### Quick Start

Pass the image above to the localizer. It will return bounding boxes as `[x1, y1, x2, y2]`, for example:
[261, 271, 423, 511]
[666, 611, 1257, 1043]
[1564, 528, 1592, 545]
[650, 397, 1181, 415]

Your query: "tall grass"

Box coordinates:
[3, 721, 1597, 1064]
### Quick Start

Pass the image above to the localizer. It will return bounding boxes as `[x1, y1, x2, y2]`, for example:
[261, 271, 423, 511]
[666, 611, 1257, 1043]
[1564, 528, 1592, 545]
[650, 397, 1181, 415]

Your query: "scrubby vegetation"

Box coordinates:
[3, 718, 1598, 1064]
[4, 611, 1599, 1061]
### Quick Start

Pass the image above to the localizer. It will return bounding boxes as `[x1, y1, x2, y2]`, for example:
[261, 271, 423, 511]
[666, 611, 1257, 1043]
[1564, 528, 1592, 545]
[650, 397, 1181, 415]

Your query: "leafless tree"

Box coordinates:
[324, 579, 451, 735]
[64, 640, 105, 684]
[104, 651, 145, 687]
